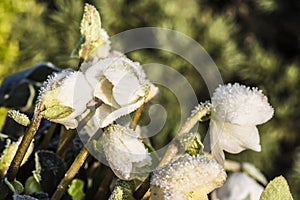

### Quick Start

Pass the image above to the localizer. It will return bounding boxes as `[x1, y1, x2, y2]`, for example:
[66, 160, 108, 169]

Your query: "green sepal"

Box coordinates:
[41, 105, 74, 119]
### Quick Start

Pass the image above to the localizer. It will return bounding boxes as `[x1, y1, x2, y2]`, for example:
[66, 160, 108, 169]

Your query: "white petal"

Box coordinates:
[57, 71, 93, 116]
[96, 99, 144, 128]
[94, 78, 119, 107]
[215, 172, 264, 200]
[210, 119, 261, 154]
[211, 83, 274, 126]
[100, 124, 151, 180]
[111, 72, 143, 106]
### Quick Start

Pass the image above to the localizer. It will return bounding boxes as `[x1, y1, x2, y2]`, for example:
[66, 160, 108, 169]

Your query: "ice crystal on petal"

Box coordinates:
[99, 124, 151, 180]
[150, 155, 226, 200]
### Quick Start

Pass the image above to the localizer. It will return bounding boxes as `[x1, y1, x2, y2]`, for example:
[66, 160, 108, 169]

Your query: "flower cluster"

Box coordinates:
[41, 51, 157, 130]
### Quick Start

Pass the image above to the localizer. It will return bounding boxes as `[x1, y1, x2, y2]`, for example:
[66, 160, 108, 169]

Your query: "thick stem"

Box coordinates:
[51, 147, 89, 200]
[130, 104, 144, 130]
[6, 102, 44, 181]
[134, 175, 150, 199]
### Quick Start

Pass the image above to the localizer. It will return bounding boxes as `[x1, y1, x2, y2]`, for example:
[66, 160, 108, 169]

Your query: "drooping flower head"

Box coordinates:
[40, 70, 93, 129]
[150, 155, 226, 200]
[96, 124, 152, 180]
[209, 83, 274, 163]
[84, 56, 158, 128]
[214, 172, 264, 200]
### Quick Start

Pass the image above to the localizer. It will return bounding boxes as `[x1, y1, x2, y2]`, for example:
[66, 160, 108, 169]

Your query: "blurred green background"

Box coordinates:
[0, 0, 299, 198]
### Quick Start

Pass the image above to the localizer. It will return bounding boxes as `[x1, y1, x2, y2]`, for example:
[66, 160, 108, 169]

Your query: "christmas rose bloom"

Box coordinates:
[209, 83, 274, 163]
[213, 172, 264, 200]
[40, 70, 93, 129]
[98, 124, 151, 180]
[84, 56, 158, 128]
[150, 155, 226, 200]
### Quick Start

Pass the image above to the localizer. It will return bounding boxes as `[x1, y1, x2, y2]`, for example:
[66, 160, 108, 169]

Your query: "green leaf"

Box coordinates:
[7, 110, 30, 126]
[4, 178, 24, 194]
[24, 176, 42, 194]
[260, 176, 293, 200]
[67, 179, 85, 200]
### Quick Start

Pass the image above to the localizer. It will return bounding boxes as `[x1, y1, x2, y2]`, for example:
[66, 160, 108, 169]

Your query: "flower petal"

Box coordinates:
[96, 99, 144, 128]
[94, 78, 119, 107]
[100, 124, 151, 180]
[210, 119, 261, 155]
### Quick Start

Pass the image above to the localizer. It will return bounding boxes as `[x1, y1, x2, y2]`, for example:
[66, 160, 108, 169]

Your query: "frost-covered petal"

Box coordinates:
[211, 83, 274, 126]
[214, 172, 264, 200]
[100, 124, 151, 180]
[41, 71, 93, 129]
[210, 120, 261, 154]
[96, 99, 144, 128]
[150, 155, 226, 200]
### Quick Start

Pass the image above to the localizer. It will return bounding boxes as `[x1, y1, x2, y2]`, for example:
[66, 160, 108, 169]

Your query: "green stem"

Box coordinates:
[56, 128, 77, 157]
[130, 104, 144, 130]
[159, 103, 210, 166]
[7, 102, 44, 181]
[51, 147, 89, 200]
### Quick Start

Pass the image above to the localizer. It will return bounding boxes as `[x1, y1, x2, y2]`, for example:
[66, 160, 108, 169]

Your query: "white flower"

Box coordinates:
[150, 155, 226, 200]
[99, 124, 151, 180]
[40, 70, 93, 129]
[213, 172, 264, 200]
[209, 83, 274, 163]
[84, 56, 158, 128]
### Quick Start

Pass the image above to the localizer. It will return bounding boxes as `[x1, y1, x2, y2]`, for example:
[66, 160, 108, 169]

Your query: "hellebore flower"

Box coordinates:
[209, 83, 274, 163]
[40, 70, 93, 129]
[84, 56, 158, 128]
[150, 154, 226, 200]
[213, 172, 264, 200]
[98, 124, 151, 180]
